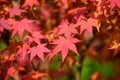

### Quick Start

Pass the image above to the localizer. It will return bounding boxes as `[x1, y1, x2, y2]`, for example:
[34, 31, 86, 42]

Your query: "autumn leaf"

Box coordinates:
[22, 0, 39, 8]
[16, 53, 30, 66]
[61, 0, 67, 5]
[3, 54, 15, 62]
[6, 66, 18, 78]
[68, 7, 86, 16]
[32, 71, 47, 79]
[107, 0, 120, 10]
[6, 66, 24, 80]
[109, 41, 120, 57]
[100, 0, 120, 10]
[0, 18, 10, 36]
[48, 36, 80, 61]
[29, 43, 50, 61]
[16, 42, 30, 60]
[15, 42, 30, 66]
[26, 31, 44, 44]
[57, 19, 78, 37]
[0, 18, 10, 29]
[8, 6, 26, 17]
[77, 17, 99, 35]
[11, 18, 37, 39]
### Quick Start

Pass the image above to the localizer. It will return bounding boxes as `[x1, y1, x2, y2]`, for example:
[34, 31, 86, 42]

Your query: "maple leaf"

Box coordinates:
[77, 17, 99, 35]
[26, 31, 44, 44]
[11, 18, 36, 39]
[32, 72, 47, 79]
[109, 41, 120, 56]
[6, 66, 18, 78]
[0, 18, 10, 36]
[16, 54, 30, 66]
[16, 42, 30, 60]
[107, 0, 120, 10]
[22, 0, 39, 8]
[3, 54, 15, 62]
[61, 0, 67, 4]
[8, 6, 26, 18]
[48, 36, 80, 61]
[68, 7, 87, 16]
[6, 66, 25, 79]
[57, 19, 78, 37]
[29, 43, 50, 61]
[15, 39, 30, 66]
[0, 18, 10, 30]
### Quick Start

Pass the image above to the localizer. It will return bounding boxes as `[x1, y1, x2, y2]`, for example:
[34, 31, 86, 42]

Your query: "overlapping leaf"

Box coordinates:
[16, 42, 30, 61]
[29, 43, 50, 61]
[0, 18, 10, 36]
[57, 19, 78, 37]
[107, 0, 120, 10]
[48, 36, 80, 61]
[11, 19, 37, 39]
[77, 17, 99, 35]
[26, 31, 44, 44]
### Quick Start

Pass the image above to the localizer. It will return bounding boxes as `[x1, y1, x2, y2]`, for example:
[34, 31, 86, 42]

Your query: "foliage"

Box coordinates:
[0, 0, 120, 80]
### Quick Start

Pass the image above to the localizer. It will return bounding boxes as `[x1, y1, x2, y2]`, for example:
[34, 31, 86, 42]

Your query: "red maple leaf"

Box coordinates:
[11, 18, 36, 39]
[107, 0, 120, 10]
[22, 0, 39, 8]
[16, 42, 30, 66]
[48, 36, 80, 61]
[0, 18, 10, 36]
[16, 42, 30, 60]
[61, 0, 67, 5]
[6, 66, 24, 79]
[26, 31, 44, 44]
[0, 18, 10, 30]
[77, 17, 99, 35]
[29, 43, 50, 61]
[57, 19, 78, 37]
[8, 6, 26, 17]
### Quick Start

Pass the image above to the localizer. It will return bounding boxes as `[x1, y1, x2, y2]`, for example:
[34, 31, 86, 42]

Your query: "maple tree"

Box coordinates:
[0, 0, 120, 80]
